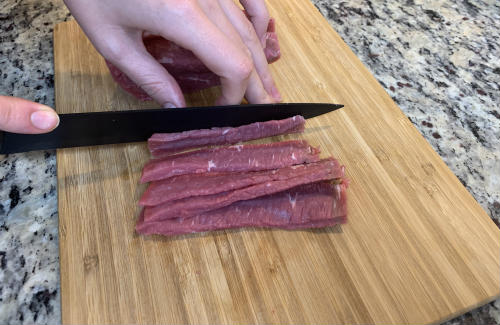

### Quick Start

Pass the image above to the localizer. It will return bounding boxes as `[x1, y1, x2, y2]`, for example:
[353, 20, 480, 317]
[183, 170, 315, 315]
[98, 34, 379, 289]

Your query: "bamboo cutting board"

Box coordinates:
[54, 0, 500, 324]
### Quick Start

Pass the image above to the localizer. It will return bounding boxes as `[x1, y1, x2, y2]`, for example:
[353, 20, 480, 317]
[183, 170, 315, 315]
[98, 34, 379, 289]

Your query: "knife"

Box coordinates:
[0, 103, 343, 154]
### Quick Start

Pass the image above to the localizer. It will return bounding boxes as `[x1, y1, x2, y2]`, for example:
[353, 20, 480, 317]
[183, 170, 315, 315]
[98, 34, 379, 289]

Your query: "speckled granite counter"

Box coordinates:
[0, 0, 498, 324]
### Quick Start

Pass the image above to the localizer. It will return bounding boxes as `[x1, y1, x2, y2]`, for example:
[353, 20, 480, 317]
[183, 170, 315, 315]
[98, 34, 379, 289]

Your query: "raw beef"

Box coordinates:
[262, 19, 280, 63]
[139, 158, 342, 206]
[140, 140, 320, 183]
[143, 158, 343, 221]
[106, 18, 281, 100]
[148, 115, 305, 156]
[136, 181, 348, 236]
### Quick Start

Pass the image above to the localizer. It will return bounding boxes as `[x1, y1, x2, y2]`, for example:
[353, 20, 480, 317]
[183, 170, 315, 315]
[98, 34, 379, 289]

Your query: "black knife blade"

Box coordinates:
[0, 103, 343, 154]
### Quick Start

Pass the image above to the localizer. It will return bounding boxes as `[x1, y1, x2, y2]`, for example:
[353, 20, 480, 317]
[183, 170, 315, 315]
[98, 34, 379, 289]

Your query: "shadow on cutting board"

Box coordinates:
[302, 125, 334, 135]
[136, 223, 344, 243]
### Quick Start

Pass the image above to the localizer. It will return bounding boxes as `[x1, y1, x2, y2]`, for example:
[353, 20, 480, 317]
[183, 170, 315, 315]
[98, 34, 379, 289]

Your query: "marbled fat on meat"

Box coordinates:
[136, 181, 348, 236]
[148, 115, 305, 156]
[140, 140, 320, 183]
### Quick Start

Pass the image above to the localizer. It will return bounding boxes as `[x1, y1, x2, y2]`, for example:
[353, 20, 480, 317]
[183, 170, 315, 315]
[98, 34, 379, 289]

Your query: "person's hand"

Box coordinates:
[64, 0, 282, 108]
[0, 96, 59, 133]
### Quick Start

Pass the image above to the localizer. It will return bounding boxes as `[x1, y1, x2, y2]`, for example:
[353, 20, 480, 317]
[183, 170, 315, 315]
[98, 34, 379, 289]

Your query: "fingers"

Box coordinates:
[66, 0, 187, 108]
[66, 0, 279, 106]
[159, 5, 254, 105]
[0, 96, 59, 134]
[96, 29, 186, 108]
[239, 0, 270, 47]
[193, 0, 274, 104]
[217, 0, 281, 102]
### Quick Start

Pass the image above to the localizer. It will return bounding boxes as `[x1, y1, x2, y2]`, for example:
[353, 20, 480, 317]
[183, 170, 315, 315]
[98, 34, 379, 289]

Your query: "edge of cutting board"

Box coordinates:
[54, 1, 500, 322]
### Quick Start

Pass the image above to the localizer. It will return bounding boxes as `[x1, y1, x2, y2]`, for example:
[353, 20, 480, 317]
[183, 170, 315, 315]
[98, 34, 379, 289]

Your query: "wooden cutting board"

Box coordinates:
[54, 0, 500, 324]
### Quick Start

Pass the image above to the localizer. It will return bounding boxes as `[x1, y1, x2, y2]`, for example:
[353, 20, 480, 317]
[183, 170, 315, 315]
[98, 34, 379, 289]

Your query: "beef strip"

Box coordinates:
[148, 115, 305, 156]
[143, 163, 342, 221]
[136, 181, 348, 236]
[106, 18, 280, 100]
[139, 158, 342, 206]
[140, 140, 320, 183]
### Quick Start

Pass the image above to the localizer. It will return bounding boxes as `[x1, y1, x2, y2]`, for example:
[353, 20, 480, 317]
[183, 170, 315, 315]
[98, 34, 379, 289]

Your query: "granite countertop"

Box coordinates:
[0, 0, 498, 324]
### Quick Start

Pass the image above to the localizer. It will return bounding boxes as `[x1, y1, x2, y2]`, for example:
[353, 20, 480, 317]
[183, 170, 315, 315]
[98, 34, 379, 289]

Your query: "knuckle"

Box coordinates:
[0, 104, 14, 125]
[203, 0, 218, 15]
[260, 71, 274, 87]
[138, 79, 167, 98]
[242, 47, 252, 60]
[87, 26, 132, 64]
[98, 40, 127, 64]
[168, 0, 197, 17]
[232, 55, 253, 81]
[256, 92, 271, 104]
[239, 21, 259, 45]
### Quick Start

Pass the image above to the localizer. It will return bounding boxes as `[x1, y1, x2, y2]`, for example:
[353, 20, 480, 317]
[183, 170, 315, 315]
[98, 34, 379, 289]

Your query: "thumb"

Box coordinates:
[0, 96, 60, 134]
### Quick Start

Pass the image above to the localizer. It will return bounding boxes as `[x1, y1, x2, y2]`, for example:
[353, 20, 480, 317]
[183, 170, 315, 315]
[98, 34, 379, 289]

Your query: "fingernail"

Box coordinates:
[163, 102, 176, 108]
[271, 85, 282, 102]
[31, 110, 59, 130]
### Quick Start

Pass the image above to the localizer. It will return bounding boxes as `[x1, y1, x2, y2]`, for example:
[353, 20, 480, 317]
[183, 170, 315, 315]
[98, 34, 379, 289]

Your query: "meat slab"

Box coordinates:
[140, 140, 320, 183]
[136, 181, 348, 236]
[106, 18, 280, 100]
[139, 158, 342, 206]
[149, 115, 305, 156]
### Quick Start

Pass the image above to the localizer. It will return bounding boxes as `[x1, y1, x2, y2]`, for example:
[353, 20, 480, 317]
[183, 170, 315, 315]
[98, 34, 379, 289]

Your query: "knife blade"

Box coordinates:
[0, 103, 343, 154]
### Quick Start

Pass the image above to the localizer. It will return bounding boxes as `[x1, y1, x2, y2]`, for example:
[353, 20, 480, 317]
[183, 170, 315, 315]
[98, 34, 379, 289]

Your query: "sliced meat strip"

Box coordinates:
[148, 115, 305, 156]
[136, 181, 348, 236]
[139, 157, 342, 206]
[143, 160, 343, 221]
[140, 140, 320, 183]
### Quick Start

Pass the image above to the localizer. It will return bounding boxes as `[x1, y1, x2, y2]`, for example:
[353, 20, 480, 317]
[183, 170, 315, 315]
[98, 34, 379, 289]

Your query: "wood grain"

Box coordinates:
[55, 0, 500, 324]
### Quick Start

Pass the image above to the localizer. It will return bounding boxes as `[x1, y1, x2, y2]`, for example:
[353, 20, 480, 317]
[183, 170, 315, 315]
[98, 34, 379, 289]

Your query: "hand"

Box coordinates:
[0, 96, 59, 134]
[64, 0, 282, 108]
